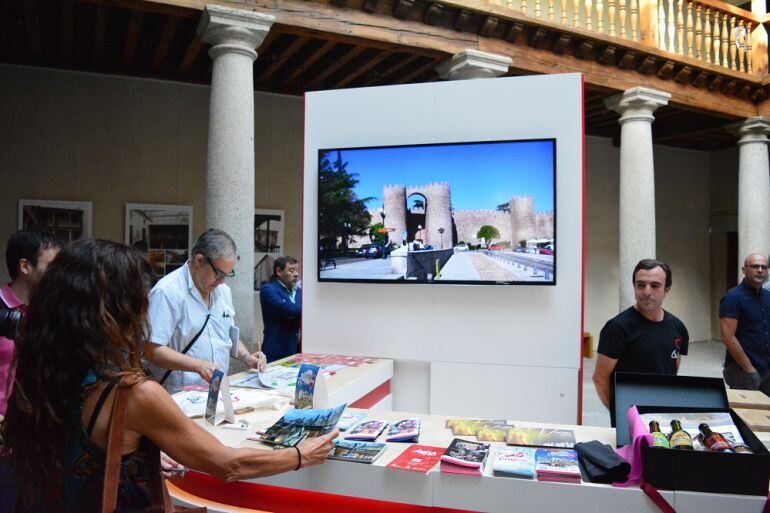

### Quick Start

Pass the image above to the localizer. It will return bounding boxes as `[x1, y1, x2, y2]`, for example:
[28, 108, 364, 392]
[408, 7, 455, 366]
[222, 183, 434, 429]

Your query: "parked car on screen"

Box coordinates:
[455, 243, 469, 251]
[539, 246, 554, 255]
[489, 244, 505, 251]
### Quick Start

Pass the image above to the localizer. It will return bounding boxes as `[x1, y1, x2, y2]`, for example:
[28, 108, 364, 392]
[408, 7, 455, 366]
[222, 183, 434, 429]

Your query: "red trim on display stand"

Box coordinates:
[577, 74, 586, 426]
[349, 380, 391, 408]
[172, 472, 475, 513]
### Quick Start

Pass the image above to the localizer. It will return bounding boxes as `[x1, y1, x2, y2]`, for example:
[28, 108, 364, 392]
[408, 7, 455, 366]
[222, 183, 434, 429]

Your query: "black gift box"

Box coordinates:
[613, 372, 770, 496]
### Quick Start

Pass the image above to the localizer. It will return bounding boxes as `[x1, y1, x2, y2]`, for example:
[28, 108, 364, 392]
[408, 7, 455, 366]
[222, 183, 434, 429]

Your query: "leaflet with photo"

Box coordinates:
[440, 439, 490, 477]
[345, 420, 389, 441]
[386, 417, 420, 442]
[260, 403, 346, 447]
[386, 445, 444, 474]
[505, 427, 577, 448]
[493, 446, 537, 479]
[535, 448, 581, 483]
[327, 439, 388, 464]
[337, 412, 367, 431]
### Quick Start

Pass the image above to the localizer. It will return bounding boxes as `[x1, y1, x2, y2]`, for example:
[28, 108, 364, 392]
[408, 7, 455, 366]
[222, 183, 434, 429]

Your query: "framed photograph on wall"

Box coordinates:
[254, 208, 284, 290]
[18, 199, 93, 242]
[125, 203, 193, 279]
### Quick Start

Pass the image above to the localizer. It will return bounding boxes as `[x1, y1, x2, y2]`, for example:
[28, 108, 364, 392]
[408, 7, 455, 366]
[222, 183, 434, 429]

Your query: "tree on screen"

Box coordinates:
[318, 150, 373, 252]
[476, 225, 500, 248]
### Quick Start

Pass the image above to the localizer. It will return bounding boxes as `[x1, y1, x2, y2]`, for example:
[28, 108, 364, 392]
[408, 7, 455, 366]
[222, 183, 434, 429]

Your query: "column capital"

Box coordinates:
[734, 116, 770, 145]
[603, 87, 670, 124]
[435, 49, 512, 80]
[197, 5, 275, 60]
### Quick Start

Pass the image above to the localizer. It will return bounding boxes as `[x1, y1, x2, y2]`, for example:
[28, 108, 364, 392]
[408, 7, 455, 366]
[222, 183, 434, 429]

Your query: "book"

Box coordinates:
[327, 439, 387, 464]
[386, 417, 420, 442]
[493, 446, 536, 479]
[535, 448, 581, 483]
[345, 420, 389, 441]
[440, 439, 490, 477]
[505, 427, 577, 448]
[260, 403, 346, 447]
[386, 445, 444, 474]
[337, 412, 367, 431]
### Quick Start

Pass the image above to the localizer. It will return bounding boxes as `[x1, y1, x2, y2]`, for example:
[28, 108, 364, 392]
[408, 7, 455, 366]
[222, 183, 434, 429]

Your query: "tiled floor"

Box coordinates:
[581, 339, 726, 427]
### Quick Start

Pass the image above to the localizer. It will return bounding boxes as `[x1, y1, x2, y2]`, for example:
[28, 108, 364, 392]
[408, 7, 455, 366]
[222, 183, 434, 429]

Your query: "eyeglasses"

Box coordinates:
[206, 257, 236, 280]
[748, 264, 769, 270]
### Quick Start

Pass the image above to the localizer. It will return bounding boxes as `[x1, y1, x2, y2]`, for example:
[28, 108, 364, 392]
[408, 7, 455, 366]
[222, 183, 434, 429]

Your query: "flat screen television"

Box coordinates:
[317, 139, 556, 285]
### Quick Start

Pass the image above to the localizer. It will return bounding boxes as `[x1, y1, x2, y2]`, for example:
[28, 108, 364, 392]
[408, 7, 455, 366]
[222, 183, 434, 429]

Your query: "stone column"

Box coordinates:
[198, 5, 275, 345]
[435, 49, 512, 80]
[604, 87, 670, 311]
[736, 117, 770, 271]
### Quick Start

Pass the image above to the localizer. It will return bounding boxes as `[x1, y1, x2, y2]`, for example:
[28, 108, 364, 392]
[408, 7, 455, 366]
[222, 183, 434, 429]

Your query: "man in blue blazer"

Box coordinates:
[260, 256, 302, 362]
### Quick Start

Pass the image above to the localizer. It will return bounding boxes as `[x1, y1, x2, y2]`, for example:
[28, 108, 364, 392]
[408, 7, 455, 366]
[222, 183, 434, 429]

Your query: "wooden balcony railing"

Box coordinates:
[483, 0, 768, 76]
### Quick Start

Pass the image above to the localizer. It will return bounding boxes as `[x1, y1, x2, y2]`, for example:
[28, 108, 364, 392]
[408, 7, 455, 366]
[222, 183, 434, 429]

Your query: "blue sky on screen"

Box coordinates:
[328, 140, 555, 212]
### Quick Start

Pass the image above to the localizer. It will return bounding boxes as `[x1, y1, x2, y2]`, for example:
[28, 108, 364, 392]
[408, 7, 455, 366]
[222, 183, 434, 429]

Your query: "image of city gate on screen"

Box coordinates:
[317, 139, 556, 285]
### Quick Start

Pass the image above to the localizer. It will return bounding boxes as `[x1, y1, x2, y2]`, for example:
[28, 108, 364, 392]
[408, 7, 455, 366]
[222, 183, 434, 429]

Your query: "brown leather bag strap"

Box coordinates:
[101, 380, 129, 513]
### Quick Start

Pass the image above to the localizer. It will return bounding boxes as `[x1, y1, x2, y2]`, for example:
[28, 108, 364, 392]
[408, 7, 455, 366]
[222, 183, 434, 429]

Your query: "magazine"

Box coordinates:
[535, 448, 581, 483]
[440, 439, 490, 476]
[345, 420, 389, 441]
[337, 412, 367, 431]
[505, 427, 577, 448]
[328, 440, 388, 464]
[493, 446, 536, 479]
[386, 418, 420, 442]
[386, 445, 444, 474]
[260, 403, 346, 447]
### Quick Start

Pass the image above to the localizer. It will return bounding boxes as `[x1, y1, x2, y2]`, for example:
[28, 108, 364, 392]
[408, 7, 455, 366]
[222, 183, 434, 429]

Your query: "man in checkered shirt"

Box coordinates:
[146, 229, 266, 392]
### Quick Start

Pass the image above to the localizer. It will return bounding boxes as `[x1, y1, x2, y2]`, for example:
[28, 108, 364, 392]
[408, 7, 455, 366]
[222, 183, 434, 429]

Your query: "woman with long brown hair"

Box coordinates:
[1, 239, 337, 512]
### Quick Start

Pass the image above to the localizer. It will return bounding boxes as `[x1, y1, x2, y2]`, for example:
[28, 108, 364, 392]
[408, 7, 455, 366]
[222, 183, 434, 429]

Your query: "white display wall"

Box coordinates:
[303, 74, 584, 423]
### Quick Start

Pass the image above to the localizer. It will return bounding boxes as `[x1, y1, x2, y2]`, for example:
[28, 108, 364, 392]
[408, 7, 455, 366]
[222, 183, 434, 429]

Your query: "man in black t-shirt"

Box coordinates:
[593, 259, 689, 424]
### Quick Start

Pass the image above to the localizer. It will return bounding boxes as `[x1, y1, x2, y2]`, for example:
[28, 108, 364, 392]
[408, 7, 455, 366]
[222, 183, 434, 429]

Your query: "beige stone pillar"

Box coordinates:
[604, 87, 670, 311]
[736, 117, 770, 275]
[198, 5, 275, 344]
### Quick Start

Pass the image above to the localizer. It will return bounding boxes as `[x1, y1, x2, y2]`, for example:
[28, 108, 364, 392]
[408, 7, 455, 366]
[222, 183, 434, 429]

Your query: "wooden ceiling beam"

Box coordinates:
[123, 9, 143, 67]
[61, 0, 74, 64]
[92, 5, 109, 64]
[334, 49, 394, 88]
[393, 57, 440, 84]
[23, 0, 42, 60]
[364, 53, 420, 85]
[152, 16, 180, 71]
[652, 114, 735, 142]
[178, 37, 204, 74]
[259, 36, 309, 82]
[282, 40, 336, 85]
[306, 45, 367, 89]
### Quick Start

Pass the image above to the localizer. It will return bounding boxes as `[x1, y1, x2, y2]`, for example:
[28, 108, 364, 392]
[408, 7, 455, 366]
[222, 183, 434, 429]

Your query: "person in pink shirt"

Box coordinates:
[0, 230, 61, 415]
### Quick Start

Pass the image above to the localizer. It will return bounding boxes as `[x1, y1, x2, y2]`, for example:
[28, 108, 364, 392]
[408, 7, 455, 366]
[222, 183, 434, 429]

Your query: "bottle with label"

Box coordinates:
[668, 420, 694, 450]
[649, 421, 670, 448]
[730, 443, 753, 454]
[698, 423, 734, 452]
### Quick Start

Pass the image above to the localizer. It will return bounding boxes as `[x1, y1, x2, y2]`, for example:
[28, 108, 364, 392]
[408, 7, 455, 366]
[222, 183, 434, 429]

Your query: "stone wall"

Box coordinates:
[453, 210, 512, 245]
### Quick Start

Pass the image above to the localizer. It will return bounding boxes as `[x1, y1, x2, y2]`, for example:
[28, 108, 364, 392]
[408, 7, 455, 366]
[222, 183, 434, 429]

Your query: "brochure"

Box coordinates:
[260, 403, 346, 447]
[337, 412, 367, 431]
[345, 420, 389, 441]
[231, 366, 299, 389]
[204, 369, 234, 426]
[445, 419, 509, 437]
[493, 446, 536, 479]
[535, 448, 581, 483]
[386, 418, 420, 442]
[295, 364, 320, 410]
[386, 445, 444, 474]
[440, 439, 490, 476]
[505, 427, 577, 448]
[172, 388, 286, 418]
[328, 440, 387, 464]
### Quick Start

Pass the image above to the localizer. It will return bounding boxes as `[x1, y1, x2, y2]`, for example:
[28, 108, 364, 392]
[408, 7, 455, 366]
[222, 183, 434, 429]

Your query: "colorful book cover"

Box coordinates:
[337, 412, 367, 431]
[260, 404, 346, 447]
[440, 439, 490, 476]
[386, 417, 420, 442]
[294, 363, 320, 409]
[493, 446, 536, 479]
[327, 440, 387, 464]
[505, 427, 577, 448]
[535, 448, 581, 482]
[345, 420, 389, 441]
[386, 445, 444, 474]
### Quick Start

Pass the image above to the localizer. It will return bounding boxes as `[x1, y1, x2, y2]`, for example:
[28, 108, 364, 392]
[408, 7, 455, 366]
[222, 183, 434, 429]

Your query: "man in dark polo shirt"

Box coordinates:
[593, 259, 689, 424]
[720, 253, 770, 394]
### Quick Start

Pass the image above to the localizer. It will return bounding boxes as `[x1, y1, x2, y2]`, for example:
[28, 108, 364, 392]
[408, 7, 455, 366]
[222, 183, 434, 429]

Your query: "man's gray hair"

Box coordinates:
[191, 229, 237, 260]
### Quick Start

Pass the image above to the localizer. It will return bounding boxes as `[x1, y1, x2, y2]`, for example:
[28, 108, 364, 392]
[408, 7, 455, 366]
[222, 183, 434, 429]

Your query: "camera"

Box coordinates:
[0, 308, 23, 340]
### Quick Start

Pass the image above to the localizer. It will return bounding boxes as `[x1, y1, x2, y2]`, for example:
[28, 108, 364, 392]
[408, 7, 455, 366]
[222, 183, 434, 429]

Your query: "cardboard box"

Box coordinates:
[613, 372, 770, 495]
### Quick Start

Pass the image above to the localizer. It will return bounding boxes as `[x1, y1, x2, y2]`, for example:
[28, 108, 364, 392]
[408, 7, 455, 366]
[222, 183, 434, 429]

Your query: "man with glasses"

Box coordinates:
[720, 253, 770, 394]
[146, 229, 266, 392]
